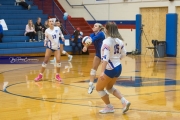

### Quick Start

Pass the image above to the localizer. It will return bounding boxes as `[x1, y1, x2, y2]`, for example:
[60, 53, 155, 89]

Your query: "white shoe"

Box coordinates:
[88, 84, 94, 94]
[122, 100, 131, 114]
[68, 55, 73, 62]
[99, 105, 114, 114]
[50, 59, 55, 64]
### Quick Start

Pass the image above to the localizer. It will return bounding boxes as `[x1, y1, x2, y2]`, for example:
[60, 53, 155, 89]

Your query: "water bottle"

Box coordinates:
[14, 2, 16, 6]
[25, 40, 26, 42]
[17, 2, 19, 6]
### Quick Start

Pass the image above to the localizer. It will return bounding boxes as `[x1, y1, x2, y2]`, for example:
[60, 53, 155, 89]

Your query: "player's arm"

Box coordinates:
[44, 30, 48, 46]
[101, 43, 110, 73]
[120, 42, 127, 59]
[59, 28, 65, 41]
[91, 32, 104, 43]
[82, 33, 96, 49]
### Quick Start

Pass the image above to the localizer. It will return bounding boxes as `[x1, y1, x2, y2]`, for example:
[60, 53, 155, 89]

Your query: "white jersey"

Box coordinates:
[101, 37, 126, 70]
[45, 27, 64, 50]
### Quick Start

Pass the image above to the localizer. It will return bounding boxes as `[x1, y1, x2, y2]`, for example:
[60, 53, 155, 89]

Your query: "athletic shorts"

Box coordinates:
[104, 64, 122, 78]
[95, 52, 101, 59]
[47, 47, 60, 52]
[60, 39, 64, 44]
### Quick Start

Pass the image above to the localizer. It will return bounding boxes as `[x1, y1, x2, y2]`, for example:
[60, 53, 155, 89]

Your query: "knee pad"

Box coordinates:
[90, 69, 96, 76]
[98, 90, 107, 97]
[107, 87, 116, 94]
[42, 62, 47, 67]
[62, 50, 66, 54]
[56, 63, 61, 67]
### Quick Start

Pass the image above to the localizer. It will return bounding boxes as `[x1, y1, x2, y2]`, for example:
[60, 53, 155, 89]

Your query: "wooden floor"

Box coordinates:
[0, 54, 180, 120]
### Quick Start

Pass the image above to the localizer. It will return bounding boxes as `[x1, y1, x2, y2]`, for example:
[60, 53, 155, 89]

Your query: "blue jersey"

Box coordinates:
[90, 31, 105, 56]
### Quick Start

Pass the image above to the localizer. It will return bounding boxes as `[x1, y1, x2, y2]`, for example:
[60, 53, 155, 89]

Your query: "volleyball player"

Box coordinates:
[34, 19, 63, 82]
[50, 20, 73, 64]
[82, 23, 105, 94]
[96, 22, 130, 114]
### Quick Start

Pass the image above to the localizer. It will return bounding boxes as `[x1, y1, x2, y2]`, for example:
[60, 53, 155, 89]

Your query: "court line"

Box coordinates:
[2, 81, 180, 100]
[2, 88, 180, 114]
[0, 65, 40, 74]
[1, 64, 180, 114]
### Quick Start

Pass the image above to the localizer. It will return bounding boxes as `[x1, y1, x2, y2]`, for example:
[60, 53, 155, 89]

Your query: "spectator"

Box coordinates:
[42, 20, 48, 33]
[0, 21, 3, 43]
[16, 0, 31, 10]
[25, 19, 36, 42]
[42, 20, 48, 39]
[71, 29, 83, 55]
[35, 17, 44, 42]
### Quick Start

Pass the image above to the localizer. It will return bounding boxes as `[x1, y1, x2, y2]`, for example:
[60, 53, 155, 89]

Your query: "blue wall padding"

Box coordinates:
[166, 13, 177, 57]
[136, 14, 142, 53]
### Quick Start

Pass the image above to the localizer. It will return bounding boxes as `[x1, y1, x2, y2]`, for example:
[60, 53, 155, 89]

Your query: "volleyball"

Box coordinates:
[82, 36, 92, 45]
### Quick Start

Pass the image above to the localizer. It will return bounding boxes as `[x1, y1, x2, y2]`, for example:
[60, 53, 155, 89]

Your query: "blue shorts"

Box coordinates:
[95, 52, 101, 59]
[104, 64, 122, 78]
[60, 39, 64, 44]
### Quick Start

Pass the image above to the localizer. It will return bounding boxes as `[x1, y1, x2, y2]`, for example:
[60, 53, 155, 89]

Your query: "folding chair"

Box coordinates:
[144, 40, 160, 58]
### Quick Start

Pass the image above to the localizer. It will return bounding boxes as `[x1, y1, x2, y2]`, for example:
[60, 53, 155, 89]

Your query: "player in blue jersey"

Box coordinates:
[82, 23, 105, 94]
[96, 22, 130, 114]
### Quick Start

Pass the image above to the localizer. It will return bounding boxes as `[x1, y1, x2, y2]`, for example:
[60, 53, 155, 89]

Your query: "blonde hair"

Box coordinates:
[28, 19, 34, 30]
[94, 23, 104, 32]
[105, 22, 123, 40]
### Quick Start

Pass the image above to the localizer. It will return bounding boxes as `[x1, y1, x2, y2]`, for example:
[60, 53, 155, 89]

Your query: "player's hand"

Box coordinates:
[82, 46, 87, 52]
[62, 38, 65, 42]
[99, 72, 105, 80]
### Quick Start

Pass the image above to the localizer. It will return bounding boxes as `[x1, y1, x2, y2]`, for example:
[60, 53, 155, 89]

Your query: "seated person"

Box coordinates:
[16, 0, 31, 10]
[24, 19, 36, 42]
[42, 20, 48, 39]
[35, 17, 44, 41]
[71, 29, 83, 55]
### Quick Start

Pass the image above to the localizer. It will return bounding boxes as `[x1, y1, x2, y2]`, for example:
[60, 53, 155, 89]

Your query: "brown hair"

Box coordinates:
[105, 22, 123, 40]
[73, 30, 80, 42]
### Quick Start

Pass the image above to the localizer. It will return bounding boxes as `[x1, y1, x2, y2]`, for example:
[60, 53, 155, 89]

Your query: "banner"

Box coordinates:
[0, 56, 41, 64]
[0, 19, 8, 30]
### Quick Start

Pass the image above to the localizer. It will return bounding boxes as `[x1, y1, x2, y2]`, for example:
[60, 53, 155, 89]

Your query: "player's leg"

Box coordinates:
[96, 73, 114, 114]
[61, 43, 73, 61]
[106, 65, 131, 114]
[88, 55, 101, 94]
[54, 49, 62, 82]
[34, 48, 53, 81]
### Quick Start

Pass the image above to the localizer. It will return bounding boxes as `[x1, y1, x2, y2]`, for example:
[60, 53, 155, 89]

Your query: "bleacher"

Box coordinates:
[0, 0, 72, 55]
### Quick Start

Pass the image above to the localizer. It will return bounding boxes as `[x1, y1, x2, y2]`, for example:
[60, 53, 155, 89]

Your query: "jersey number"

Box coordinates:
[114, 44, 119, 54]
[52, 35, 56, 39]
